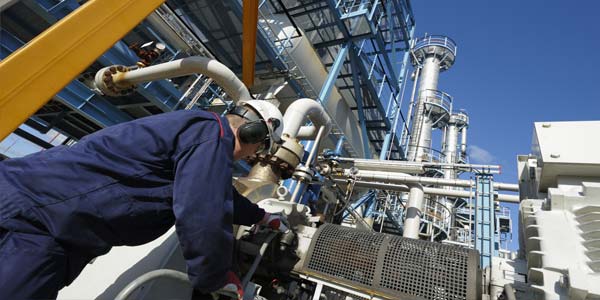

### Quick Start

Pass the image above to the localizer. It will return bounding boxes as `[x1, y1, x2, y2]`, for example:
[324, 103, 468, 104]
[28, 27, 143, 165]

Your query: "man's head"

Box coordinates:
[226, 100, 283, 160]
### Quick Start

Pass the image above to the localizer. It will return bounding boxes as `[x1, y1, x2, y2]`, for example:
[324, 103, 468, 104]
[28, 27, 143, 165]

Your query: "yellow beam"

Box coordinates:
[242, 0, 259, 87]
[0, 0, 164, 140]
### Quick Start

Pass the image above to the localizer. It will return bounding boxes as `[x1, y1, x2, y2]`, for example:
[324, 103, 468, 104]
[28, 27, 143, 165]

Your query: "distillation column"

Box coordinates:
[406, 36, 457, 162]
[402, 36, 457, 239]
[442, 111, 469, 180]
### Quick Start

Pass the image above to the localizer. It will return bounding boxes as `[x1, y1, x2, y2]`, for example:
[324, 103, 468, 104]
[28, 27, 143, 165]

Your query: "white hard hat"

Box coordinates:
[238, 100, 284, 153]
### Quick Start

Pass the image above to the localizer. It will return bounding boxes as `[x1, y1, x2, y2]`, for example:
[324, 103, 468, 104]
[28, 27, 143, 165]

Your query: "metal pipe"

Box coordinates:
[334, 136, 345, 156]
[282, 98, 332, 138]
[443, 120, 460, 180]
[334, 157, 501, 174]
[296, 126, 318, 139]
[403, 184, 424, 239]
[291, 126, 326, 203]
[460, 127, 468, 157]
[110, 56, 252, 101]
[306, 126, 327, 167]
[337, 158, 425, 174]
[340, 169, 519, 191]
[115, 269, 190, 300]
[333, 180, 520, 203]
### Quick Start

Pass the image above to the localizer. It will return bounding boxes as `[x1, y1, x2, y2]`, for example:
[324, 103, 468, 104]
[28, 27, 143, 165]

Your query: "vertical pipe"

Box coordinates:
[460, 127, 468, 159]
[443, 121, 459, 180]
[334, 136, 345, 155]
[291, 127, 326, 203]
[403, 184, 424, 239]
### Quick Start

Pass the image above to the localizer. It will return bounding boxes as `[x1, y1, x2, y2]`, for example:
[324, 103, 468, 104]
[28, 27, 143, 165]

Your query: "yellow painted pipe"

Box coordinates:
[0, 0, 164, 140]
[242, 0, 259, 87]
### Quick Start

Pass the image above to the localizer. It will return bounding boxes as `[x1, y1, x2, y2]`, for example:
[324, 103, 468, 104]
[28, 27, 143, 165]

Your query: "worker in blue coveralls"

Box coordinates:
[0, 100, 288, 299]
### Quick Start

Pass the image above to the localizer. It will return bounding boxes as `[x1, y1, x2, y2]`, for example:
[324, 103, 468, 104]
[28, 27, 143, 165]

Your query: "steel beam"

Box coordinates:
[0, 0, 164, 140]
[318, 44, 349, 105]
[349, 46, 372, 158]
[0, 29, 133, 129]
[242, 0, 259, 86]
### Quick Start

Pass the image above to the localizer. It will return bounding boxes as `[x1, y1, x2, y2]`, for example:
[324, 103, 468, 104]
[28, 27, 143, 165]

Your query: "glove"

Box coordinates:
[213, 271, 244, 300]
[259, 212, 289, 233]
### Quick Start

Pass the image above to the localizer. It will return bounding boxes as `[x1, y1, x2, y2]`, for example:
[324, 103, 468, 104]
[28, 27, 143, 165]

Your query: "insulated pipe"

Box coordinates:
[403, 184, 425, 239]
[443, 121, 460, 178]
[460, 127, 468, 157]
[296, 126, 318, 139]
[282, 98, 332, 138]
[333, 180, 520, 203]
[341, 169, 426, 239]
[108, 56, 252, 101]
[340, 169, 519, 191]
[334, 157, 501, 174]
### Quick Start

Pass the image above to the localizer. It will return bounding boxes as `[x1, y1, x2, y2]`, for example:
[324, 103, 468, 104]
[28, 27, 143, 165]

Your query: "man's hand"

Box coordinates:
[213, 271, 244, 300]
[259, 212, 289, 233]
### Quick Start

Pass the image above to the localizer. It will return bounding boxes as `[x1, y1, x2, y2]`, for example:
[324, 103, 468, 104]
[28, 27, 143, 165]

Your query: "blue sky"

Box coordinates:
[411, 0, 600, 250]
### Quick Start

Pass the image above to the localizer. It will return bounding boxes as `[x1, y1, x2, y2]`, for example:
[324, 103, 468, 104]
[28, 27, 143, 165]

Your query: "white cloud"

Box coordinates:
[468, 145, 496, 164]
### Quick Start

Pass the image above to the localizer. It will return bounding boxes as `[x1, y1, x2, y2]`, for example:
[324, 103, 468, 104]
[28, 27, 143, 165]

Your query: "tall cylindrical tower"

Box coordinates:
[406, 35, 457, 162]
[442, 111, 469, 180]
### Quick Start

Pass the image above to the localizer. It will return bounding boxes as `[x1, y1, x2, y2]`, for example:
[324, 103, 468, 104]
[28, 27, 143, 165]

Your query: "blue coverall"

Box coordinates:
[0, 110, 265, 298]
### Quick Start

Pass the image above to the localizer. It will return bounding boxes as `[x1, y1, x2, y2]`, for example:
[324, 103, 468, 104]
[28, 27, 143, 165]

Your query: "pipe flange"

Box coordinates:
[272, 137, 304, 168]
[94, 65, 136, 97]
[246, 153, 296, 179]
[292, 165, 314, 183]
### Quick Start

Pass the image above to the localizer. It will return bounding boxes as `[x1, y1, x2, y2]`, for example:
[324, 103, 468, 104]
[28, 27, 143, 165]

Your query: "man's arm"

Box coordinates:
[232, 187, 265, 226]
[172, 138, 234, 293]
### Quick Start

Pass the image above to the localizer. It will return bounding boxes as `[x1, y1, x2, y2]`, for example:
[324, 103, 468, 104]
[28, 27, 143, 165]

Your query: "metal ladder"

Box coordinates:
[474, 174, 496, 269]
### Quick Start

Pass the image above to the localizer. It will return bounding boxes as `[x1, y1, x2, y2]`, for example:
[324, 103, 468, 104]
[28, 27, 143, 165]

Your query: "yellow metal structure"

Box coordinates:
[242, 0, 259, 87]
[0, 0, 165, 140]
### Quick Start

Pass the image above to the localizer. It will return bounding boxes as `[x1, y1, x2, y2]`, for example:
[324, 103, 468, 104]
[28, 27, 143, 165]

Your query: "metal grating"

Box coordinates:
[306, 224, 384, 286]
[303, 224, 480, 300]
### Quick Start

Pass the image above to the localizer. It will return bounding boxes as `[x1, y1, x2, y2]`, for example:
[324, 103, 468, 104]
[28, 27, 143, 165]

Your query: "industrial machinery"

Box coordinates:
[1, 1, 598, 299]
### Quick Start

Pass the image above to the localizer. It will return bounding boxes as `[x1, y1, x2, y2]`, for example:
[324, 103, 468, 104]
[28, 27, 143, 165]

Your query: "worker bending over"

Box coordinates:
[0, 100, 287, 299]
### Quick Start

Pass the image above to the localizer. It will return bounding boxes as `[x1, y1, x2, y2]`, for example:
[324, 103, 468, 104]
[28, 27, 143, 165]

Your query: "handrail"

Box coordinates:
[420, 89, 452, 113]
[413, 35, 457, 56]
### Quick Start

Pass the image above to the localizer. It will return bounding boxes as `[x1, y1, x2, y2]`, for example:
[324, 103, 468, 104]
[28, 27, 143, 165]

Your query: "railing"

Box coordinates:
[421, 89, 452, 114]
[452, 109, 469, 125]
[421, 196, 451, 239]
[413, 35, 457, 56]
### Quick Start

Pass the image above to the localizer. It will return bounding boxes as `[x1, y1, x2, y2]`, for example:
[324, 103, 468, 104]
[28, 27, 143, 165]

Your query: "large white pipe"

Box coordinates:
[443, 121, 460, 179]
[282, 98, 332, 138]
[341, 169, 519, 191]
[403, 184, 425, 239]
[460, 127, 468, 158]
[334, 180, 520, 203]
[112, 56, 251, 101]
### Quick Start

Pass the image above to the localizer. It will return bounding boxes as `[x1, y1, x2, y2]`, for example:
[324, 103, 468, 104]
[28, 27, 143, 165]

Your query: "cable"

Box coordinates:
[115, 269, 190, 300]
[241, 231, 279, 289]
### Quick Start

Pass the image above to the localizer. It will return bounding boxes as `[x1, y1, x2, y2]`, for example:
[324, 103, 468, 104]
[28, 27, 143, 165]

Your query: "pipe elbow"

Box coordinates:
[282, 98, 332, 138]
